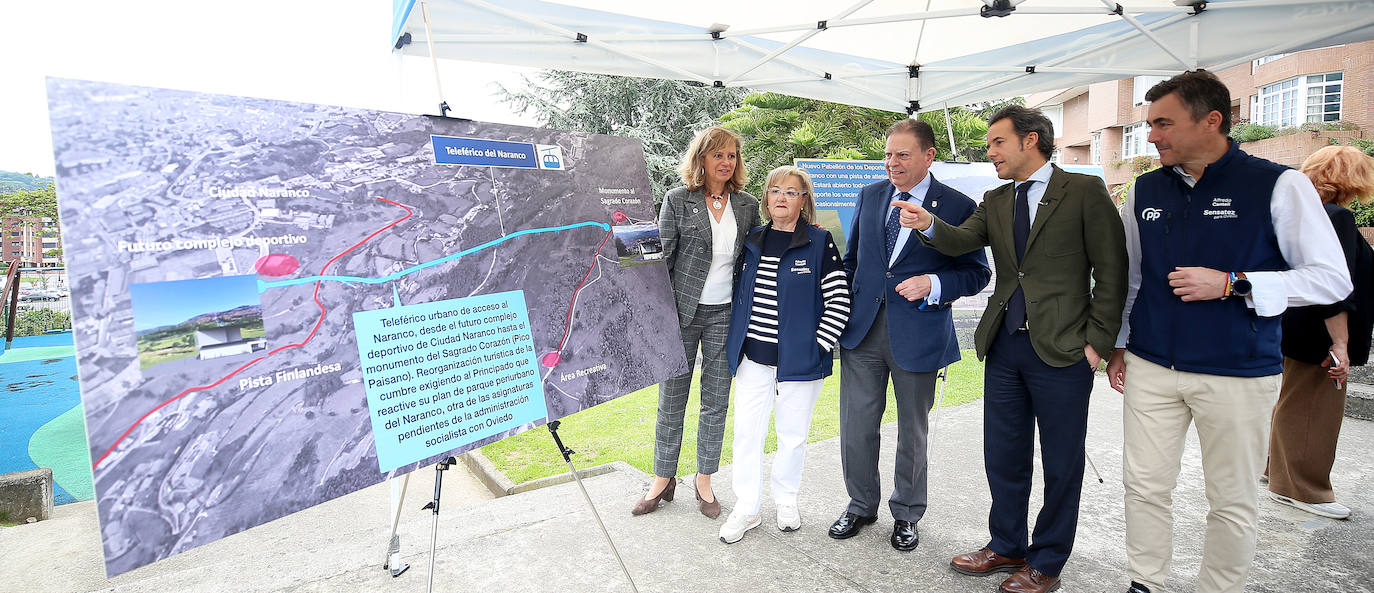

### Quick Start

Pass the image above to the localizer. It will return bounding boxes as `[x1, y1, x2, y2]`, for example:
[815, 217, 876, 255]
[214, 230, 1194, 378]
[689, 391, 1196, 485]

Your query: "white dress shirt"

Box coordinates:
[699, 201, 737, 305]
[1114, 167, 1352, 348]
[888, 174, 942, 304]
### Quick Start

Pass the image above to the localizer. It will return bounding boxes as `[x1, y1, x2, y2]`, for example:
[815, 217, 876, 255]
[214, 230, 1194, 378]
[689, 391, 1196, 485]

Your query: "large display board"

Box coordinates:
[47, 79, 686, 576]
[795, 157, 1108, 256]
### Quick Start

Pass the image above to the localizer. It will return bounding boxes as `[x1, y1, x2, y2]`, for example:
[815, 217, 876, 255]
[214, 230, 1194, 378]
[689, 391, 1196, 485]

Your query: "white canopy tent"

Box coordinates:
[391, 0, 1374, 114]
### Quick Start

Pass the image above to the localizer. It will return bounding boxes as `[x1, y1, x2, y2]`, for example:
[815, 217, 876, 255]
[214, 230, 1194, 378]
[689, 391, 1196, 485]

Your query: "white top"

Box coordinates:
[888, 174, 943, 305]
[698, 201, 737, 305]
[1115, 168, 1352, 348]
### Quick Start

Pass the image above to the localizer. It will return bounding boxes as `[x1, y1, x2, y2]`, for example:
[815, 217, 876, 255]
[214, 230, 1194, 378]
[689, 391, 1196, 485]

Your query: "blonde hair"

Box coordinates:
[761, 166, 817, 224]
[1301, 146, 1374, 206]
[678, 126, 747, 193]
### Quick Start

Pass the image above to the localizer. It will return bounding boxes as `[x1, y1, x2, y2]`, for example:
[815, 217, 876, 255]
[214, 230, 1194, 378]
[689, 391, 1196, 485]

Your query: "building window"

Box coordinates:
[1090, 131, 1102, 165]
[1051, 149, 1062, 165]
[1252, 53, 1291, 70]
[1121, 123, 1158, 159]
[1133, 75, 1169, 106]
[1305, 72, 1343, 123]
[1255, 72, 1342, 127]
[1040, 104, 1063, 139]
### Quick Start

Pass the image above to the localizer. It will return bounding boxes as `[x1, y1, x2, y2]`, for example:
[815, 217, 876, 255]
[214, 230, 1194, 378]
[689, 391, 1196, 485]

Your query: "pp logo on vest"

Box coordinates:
[1141, 207, 1164, 222]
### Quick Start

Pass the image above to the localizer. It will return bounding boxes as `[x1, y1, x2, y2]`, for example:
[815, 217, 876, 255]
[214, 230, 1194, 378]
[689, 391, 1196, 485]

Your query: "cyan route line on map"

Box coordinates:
[257, 221, 613, 292]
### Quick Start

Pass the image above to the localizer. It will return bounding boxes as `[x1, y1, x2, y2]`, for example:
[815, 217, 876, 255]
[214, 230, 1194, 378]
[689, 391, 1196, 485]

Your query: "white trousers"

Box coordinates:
[1122, 352, 1280, 593]
[730, 356, 825, 516]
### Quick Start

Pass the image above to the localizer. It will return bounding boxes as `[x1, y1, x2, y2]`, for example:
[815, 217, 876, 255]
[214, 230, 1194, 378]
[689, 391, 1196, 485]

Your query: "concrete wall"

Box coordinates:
[1087, 80, 1120, 130]
[0, 468, 53, 523]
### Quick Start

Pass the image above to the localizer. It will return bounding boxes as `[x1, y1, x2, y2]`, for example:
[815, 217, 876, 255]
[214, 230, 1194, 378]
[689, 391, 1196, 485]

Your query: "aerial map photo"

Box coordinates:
[46, 78, 687, 576]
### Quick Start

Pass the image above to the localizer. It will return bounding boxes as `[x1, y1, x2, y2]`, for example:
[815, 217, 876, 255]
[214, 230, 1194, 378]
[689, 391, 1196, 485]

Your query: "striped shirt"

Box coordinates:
[742, 228, 850, 365]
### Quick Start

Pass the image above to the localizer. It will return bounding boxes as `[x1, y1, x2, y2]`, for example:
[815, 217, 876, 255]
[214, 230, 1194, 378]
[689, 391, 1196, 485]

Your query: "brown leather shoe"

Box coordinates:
[950, 547, 1027, 576]
[999, 566, 1060, 593]
[695, 483, 721, 519]
[630, 478, 675, 515]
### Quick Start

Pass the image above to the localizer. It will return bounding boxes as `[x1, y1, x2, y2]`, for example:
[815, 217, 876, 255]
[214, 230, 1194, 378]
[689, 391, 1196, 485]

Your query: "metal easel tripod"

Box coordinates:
[547, 420, 640, 593]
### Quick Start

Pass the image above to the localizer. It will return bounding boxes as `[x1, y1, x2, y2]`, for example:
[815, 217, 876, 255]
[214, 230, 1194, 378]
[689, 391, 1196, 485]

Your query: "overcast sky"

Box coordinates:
[0, 0, 539, 177]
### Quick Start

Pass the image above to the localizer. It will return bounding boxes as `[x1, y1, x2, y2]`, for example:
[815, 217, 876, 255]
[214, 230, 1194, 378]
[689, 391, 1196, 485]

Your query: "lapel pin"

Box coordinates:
[930, 200, 938, 208]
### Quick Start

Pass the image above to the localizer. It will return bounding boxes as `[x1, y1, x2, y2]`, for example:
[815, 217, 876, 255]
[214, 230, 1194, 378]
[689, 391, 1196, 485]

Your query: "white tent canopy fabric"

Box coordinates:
[392, 0, 1374, 113]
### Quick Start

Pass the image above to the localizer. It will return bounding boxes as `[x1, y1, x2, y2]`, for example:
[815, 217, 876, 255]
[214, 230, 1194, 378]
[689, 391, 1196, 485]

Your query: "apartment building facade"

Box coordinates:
[2, 216, 62, 268]
[1028, 40, 1373, 195]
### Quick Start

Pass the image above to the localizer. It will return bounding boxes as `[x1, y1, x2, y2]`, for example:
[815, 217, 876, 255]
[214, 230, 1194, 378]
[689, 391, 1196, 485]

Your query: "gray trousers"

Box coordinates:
[654, 302, 732, 477]
[839, 304, 938, 522]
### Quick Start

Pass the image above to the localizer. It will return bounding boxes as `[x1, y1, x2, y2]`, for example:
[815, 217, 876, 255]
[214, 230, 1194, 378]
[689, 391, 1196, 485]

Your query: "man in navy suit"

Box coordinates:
[827, 119, 990, 550]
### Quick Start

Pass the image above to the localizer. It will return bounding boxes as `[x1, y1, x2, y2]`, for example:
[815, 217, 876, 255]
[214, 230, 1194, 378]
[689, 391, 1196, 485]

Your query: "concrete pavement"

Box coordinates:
[3, 375, 1372, 592]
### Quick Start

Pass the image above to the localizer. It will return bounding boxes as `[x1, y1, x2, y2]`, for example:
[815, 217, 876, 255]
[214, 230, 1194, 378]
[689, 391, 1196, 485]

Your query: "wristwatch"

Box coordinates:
[1230, 272, 1252, 298]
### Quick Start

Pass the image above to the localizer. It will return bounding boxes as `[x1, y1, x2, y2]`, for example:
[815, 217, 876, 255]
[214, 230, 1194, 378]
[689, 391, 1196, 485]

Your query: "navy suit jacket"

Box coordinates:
[839, 176, 991, 372]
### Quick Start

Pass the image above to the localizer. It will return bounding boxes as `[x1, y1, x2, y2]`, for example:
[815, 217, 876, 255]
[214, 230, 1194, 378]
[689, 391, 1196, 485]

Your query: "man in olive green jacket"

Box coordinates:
[894, 105, 1126, 593]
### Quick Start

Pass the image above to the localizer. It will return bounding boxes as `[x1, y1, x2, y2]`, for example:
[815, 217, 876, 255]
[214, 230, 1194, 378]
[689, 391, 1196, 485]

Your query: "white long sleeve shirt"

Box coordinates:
[1115, 168, 1352, 349]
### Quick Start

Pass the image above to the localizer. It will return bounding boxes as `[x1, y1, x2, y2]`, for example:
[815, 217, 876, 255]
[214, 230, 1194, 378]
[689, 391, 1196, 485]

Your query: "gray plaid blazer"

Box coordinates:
[658, 186, 762, 328]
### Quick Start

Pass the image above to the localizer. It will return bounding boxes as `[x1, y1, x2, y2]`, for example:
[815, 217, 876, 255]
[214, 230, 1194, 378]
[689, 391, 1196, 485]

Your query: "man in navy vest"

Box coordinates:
[827, 119, 990, 551]
[1105, 70, 1351, 593]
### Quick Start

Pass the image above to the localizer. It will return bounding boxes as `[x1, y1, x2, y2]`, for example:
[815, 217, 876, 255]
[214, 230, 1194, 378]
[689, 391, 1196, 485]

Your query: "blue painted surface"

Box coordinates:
[0, 353, 81, 504]
[9, 333, 75, 348]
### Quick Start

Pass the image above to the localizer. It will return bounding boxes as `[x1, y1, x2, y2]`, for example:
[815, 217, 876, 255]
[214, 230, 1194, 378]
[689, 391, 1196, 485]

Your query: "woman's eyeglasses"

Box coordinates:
[767, 188, 806, 198]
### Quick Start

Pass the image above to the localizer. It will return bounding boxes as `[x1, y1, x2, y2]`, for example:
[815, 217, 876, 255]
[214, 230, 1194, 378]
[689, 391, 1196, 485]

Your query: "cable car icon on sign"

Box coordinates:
[537, 144, 565, 170]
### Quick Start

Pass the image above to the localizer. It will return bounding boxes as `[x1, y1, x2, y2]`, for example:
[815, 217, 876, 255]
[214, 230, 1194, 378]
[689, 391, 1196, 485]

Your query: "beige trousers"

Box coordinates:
[1122, 353, 1280, 593]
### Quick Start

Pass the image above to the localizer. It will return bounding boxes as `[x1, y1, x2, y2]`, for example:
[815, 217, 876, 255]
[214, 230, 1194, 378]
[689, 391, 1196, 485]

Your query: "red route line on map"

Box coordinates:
[92, 197, 414, 470]
[555, 229, 613, 354]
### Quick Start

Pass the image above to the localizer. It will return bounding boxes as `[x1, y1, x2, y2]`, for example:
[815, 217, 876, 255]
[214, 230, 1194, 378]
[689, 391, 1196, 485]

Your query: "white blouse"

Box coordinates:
[698, 201, 737, 305]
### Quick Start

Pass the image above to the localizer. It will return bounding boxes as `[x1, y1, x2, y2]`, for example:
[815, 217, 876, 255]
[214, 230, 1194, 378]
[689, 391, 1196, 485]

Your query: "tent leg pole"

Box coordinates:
[421, 2, 451, 117]
[943, 104, 958, 161]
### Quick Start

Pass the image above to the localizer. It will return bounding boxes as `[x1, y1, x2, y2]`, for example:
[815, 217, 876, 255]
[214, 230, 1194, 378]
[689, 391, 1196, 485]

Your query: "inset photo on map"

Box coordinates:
[612, 223, 663, 267]
[130, 274, 267, 371]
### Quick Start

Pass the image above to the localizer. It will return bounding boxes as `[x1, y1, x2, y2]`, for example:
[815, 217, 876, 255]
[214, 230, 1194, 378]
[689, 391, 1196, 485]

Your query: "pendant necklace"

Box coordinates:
[709, 194, 725, 210]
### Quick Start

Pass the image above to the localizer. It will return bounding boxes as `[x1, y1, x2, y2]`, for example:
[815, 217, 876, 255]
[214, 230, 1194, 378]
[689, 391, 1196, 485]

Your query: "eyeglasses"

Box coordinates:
[767, 188, 807, 199]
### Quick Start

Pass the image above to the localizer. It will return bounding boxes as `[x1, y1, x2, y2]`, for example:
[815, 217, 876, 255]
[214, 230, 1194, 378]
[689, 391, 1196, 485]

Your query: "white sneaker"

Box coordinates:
[776, 504, 801, 532]
[719, 512, 761, 544]
[1269, 493, 1352, 520]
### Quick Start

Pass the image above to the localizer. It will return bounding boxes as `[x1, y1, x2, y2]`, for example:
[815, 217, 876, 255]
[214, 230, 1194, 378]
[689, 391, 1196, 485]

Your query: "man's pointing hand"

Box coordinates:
[890, 200, 933, 231]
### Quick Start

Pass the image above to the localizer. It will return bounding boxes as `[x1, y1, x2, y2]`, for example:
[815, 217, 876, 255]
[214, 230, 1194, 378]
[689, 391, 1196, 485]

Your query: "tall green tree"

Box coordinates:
[0, 183, 58, 223]
[719, 94, 1026, 196]
[498, 71, 749, 205]
[719, 93, 901, 196]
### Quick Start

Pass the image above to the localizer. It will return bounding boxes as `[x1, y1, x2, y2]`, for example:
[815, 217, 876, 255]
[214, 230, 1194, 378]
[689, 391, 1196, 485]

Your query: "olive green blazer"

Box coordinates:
[922, 165, 1127, 367]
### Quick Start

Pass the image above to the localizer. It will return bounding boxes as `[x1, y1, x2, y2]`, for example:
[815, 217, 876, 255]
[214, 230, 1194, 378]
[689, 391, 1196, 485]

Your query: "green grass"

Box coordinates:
[481, 350, 985, 483]
[137, 323, 266, 369]
[138, 342, 197, 369]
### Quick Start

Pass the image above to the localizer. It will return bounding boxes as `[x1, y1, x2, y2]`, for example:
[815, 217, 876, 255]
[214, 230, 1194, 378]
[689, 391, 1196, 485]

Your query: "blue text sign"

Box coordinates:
[354, 290, 547, 471]
[432, 135, 565, 170]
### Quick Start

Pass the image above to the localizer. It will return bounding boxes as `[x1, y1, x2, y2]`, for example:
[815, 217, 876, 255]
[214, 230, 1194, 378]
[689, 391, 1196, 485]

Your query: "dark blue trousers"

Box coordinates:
[983, 329, 1092, 577]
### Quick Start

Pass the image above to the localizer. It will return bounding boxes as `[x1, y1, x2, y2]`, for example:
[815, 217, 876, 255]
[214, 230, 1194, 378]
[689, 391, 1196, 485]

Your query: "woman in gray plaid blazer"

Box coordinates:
[632, 126, 762, 518]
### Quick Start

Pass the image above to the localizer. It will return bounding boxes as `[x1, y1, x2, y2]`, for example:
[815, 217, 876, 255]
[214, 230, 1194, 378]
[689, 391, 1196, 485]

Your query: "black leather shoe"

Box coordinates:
[1127, 582, 1151, 593]
[890, 519, 919, 551]
[827, 512, 877, 539]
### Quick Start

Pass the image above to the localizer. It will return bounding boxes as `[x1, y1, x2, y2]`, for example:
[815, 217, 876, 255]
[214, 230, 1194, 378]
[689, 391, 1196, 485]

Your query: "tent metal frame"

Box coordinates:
[404, 0, 1374, 113]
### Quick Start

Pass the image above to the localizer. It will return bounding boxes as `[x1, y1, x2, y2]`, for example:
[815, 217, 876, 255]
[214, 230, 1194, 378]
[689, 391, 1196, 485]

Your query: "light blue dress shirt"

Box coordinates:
[888, 173, 942, 304]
